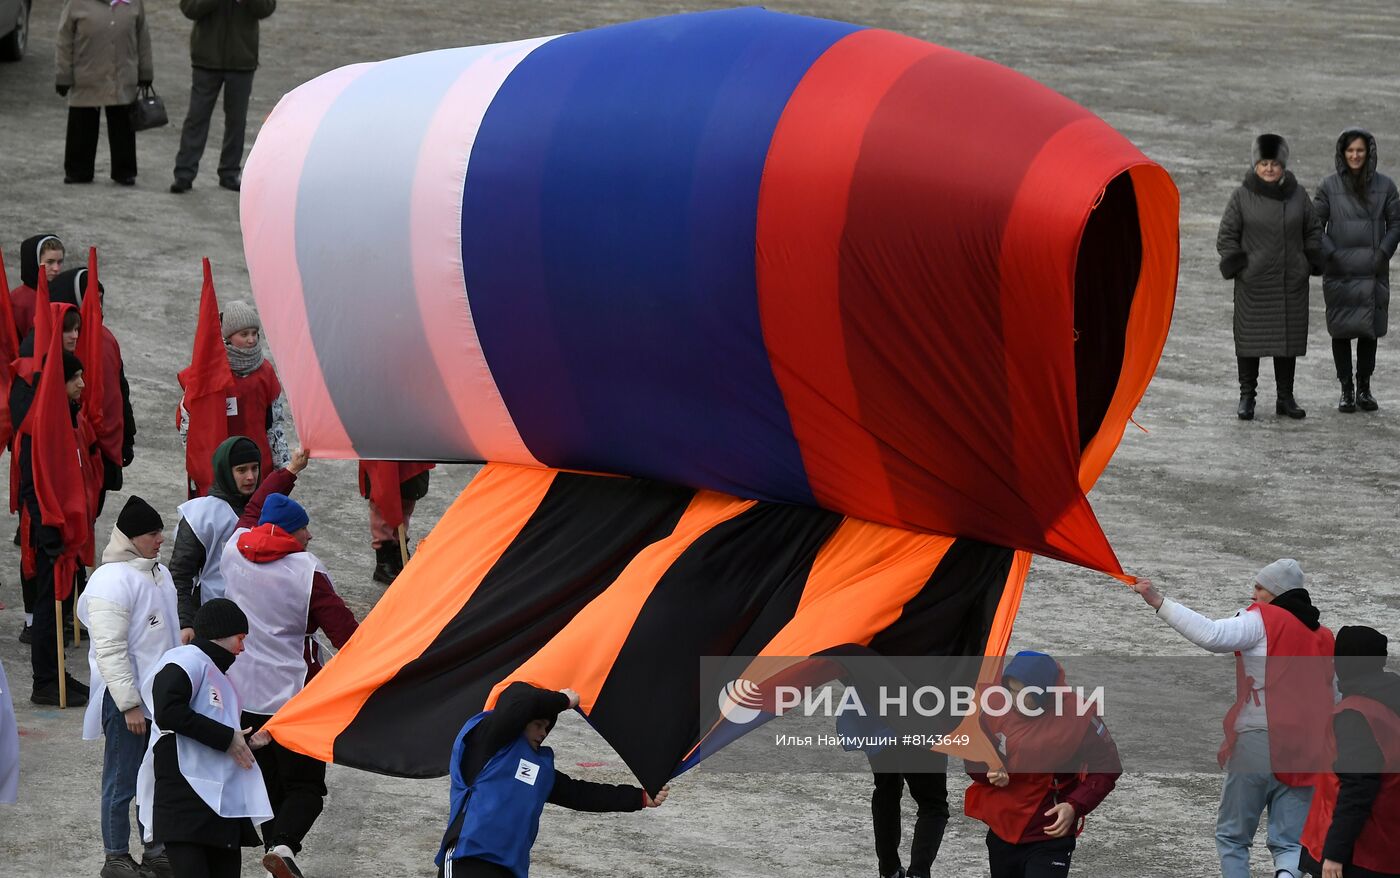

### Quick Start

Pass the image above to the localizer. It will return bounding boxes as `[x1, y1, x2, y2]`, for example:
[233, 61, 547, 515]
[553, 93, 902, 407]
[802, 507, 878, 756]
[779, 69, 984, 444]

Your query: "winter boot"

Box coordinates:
[1237, 357, 1259, 420]
[1338, 376, 1357, 413]
[372, 544, 398, 586]
[1357, 376, 1379, 411]
[140, 850, 174, 878]
[1276, 396, 1306, 419]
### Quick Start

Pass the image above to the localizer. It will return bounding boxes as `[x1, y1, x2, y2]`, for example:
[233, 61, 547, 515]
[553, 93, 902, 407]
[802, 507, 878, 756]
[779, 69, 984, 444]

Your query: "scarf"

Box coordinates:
[100, 524, 160, 577]
[225, 341, 264, 377]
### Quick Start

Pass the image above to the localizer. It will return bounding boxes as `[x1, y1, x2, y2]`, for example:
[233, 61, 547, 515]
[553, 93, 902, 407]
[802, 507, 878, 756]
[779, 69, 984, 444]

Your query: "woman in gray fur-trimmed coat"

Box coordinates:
[1217, 133, 1325, 420]
[1314, 128, 1400, 413]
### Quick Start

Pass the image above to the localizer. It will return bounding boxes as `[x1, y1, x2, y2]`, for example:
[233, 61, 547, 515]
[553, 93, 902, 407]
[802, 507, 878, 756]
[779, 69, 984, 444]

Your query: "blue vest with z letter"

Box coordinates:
[437, 710, 556, 877]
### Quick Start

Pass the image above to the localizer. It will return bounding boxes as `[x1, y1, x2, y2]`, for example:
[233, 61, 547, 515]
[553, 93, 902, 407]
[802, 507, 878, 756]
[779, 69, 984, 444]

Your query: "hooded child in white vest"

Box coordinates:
[168, 435, 300, 643]
[76, 496, 180, 878]
[223, 490, 358, 878]
[138, 598, 273, 878]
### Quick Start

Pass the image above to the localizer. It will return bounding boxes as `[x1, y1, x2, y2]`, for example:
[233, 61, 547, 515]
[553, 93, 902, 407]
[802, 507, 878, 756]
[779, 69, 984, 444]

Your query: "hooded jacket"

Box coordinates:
[48, 267, 136, 478]
[1217, 138, 1326, 357]
[1314, 129, 1400, 340]
[11, 234, 61, 340]
[169, 436, 261, 627]
[1320, 670, 1400, 873]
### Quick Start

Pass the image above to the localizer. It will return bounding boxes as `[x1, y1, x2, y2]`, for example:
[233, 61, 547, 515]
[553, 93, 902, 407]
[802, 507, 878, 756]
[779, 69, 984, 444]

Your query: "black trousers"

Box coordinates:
[64, 106, 137, 182]
[174, 67, 255, 185]
[438, 856, 514, 877]
[244, 711, 327, 853]
[987, 831, 1077, 878]
[869, 748, 949, 877]
[1237, 356, 1297, 398]
[1332, 337, 1378, 382]
[163, 842, 241, 878]
[28, 555, 79, 692]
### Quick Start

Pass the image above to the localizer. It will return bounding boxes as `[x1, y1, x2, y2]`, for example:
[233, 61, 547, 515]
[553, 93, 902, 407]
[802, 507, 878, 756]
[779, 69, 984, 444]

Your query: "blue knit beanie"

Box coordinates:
[259, 493, 309, 533]
[1003, 650, 1059, 690]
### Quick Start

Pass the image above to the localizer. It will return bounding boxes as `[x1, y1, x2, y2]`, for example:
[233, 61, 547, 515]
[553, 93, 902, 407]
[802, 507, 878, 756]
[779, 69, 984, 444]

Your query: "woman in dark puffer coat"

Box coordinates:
[1217, 133, 1326, 420]
[1314, 129, 1400, 413]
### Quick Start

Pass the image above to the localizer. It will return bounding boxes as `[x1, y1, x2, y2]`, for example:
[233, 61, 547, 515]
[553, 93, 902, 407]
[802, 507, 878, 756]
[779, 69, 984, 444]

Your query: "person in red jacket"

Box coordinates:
[10, 234, 64, 340]
[179, 300, 289, 485]
[1301, 626, 1400, 878]
[358, 461, 432, 584]
[965, 651, 1121, 878]
[222, 451, 356, 878]
[48, 267, 137, 498]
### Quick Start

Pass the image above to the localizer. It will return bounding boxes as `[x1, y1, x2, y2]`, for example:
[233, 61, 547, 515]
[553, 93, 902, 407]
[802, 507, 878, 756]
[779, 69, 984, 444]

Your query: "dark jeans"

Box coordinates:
[244, 711, 327, 853]
[174, 67, 255, 185]
[1237, 356, 1297, 398]
[101, 692, 155, 854]
[1332, 337, 1378, 382]
[869, 748, 949, 877]
[64, 106, 137, 181]
[987, 831, 1077, 878]
[163, 842, 240, 878]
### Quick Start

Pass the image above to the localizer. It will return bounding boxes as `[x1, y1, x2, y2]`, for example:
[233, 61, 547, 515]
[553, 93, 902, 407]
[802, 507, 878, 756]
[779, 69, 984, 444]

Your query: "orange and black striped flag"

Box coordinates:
[266, 463, 1030, 792]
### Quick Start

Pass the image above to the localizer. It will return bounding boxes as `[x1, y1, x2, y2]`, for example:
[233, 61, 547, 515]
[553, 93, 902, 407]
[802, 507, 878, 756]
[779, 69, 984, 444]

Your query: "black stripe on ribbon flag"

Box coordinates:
[586, 501, 844, 793]
[332, 472, 694, 777]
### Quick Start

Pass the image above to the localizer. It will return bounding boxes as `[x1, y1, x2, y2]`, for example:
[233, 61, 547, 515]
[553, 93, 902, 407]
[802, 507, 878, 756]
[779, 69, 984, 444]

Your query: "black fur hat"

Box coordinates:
[1252, 133, 1289, 168]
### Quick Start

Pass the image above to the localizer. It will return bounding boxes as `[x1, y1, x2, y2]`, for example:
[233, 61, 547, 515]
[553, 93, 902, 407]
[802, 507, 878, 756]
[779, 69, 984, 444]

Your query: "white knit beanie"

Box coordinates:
[220, 300, 260, 339]
[1255, 558, 1304, 596]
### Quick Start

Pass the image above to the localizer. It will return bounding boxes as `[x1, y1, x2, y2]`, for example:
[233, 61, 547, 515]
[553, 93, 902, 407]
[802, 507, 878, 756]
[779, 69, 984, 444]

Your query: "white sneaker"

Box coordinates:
[262, 845, 303, 878]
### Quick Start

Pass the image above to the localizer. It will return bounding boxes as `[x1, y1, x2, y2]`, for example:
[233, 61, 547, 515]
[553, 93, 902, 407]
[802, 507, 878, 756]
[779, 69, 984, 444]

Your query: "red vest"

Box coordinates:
[1218, 602, 1334, 786]
[1301, 695, 1400, 873]
[226, 362, 281, 475]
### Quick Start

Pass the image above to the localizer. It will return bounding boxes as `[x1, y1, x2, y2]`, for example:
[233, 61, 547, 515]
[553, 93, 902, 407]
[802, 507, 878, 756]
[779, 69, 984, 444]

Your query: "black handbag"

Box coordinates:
[129, 84, 168, 131]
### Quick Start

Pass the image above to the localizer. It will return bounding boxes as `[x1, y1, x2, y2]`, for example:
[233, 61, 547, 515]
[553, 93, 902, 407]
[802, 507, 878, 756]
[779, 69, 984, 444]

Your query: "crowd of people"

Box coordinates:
[1219, 130, 1400, 419]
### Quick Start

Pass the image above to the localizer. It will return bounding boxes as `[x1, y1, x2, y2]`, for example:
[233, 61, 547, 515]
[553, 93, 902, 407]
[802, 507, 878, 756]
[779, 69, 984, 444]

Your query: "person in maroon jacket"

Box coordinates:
[222, 449, 358, 878]
[964, 651, 1121, 878]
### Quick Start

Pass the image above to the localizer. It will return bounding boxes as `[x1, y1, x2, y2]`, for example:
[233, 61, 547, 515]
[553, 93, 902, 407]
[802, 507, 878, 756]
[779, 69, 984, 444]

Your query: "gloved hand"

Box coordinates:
[56, 84, 70, 97]
[38, 525, 63, 560]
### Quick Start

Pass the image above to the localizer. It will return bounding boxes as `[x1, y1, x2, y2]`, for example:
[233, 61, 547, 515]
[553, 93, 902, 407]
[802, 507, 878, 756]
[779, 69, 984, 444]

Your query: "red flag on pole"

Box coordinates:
[10, 270, 51, 515]
[0, 248, 20, 451]
[178, 259, 234, 497]
[28, 311, 94, 600]
[79, 248, 105, 446]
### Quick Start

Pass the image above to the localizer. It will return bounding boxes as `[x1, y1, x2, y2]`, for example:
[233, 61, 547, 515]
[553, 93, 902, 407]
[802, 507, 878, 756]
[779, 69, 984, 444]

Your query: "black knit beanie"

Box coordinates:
[116, 495, 163, 538]
[62, 351, 83, 381]
[227, 437, 261, 468]
[194, 598, 249, 640]
[1335, 625, 1388, 680]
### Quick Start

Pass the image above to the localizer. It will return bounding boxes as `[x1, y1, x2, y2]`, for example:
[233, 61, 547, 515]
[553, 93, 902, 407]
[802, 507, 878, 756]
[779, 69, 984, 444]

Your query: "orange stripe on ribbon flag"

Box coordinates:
[486, 489, 757, 714]
[265, 463, 558, 762]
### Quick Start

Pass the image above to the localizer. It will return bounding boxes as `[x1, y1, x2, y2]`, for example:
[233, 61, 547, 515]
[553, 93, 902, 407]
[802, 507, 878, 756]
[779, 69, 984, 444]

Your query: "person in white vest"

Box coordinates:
[170, 435, 306, 644]
[224, 491, 358, 878]
[76, 496, 180, 878]
[138, 598, 274, 878]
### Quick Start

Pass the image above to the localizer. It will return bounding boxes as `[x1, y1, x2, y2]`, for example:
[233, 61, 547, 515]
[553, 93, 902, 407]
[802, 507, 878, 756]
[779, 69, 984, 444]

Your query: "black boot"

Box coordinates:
[1237, 357, 1259, 420]
[372, 544, 398, 585]
[1357, 376, 1379, 411]
[1276, 396, 1307, 419]
[1338, 376, 1357, 413]
[1237, 394, 1256, 420]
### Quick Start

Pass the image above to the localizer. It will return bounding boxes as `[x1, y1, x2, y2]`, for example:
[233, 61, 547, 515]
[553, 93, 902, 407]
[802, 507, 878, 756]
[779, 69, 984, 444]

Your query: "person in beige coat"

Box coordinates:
[55, 0, 153, 186]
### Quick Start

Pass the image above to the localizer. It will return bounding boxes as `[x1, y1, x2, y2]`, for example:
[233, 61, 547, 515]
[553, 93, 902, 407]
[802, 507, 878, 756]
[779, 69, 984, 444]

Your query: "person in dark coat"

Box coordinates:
[143, 598, 273, 878]
[1217, 133, 1326, 420]
[437, 682, 669, 877]
[1300, 626, 1400, 878]
[1314, 129, 1400, 413]
[171, 0, 277, 193]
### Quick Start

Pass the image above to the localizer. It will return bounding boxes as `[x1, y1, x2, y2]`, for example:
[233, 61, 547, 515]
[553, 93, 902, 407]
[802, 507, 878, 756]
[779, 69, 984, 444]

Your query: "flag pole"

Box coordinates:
[396, 524, 410, 569]
[55, 596, 67, 709]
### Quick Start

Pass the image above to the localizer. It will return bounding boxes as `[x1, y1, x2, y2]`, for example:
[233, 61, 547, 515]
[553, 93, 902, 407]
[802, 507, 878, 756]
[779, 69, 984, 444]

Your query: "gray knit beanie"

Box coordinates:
[220, 301, 261, 339]
[1255, 558, 1304, 596]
